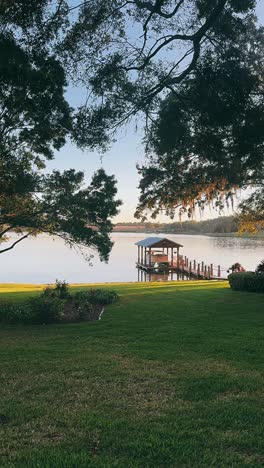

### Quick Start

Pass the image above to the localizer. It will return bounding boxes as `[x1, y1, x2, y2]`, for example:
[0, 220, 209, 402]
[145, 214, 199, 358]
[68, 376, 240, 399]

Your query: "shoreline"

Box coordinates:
[113, 230, 264, 239]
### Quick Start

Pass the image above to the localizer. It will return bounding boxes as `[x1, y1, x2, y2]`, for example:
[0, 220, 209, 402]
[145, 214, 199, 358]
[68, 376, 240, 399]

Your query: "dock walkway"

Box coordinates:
[137, 256, 228, 280]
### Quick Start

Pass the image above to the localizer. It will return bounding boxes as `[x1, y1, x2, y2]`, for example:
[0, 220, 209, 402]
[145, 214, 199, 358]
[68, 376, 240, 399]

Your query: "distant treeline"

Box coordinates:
[114, 216, 239, 234]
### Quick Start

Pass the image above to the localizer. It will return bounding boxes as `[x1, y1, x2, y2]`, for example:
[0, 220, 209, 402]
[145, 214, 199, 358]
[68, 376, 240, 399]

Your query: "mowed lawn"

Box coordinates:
[0, 281, 264, 467]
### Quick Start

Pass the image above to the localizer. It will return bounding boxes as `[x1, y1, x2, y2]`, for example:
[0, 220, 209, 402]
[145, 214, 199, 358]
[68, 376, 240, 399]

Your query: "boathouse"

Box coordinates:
[135, 237, 183, 271]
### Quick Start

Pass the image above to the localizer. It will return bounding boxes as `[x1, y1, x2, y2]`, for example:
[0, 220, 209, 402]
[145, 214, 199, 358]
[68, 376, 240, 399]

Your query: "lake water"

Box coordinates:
[1, 233, 263, 284]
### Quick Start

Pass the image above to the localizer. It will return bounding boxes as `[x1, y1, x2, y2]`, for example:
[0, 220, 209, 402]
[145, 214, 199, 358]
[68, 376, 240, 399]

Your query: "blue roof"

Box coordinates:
[135, 237, 183, 248]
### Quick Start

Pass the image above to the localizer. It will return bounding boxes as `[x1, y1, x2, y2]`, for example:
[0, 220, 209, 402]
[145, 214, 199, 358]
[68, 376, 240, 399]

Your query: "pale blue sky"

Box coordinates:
[46, 1, 264, 222]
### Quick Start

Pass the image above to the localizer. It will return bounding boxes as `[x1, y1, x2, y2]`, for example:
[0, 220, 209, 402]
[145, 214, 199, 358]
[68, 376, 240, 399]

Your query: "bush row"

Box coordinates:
[0, 282, 119, 325]
[228, 272, 264, 293]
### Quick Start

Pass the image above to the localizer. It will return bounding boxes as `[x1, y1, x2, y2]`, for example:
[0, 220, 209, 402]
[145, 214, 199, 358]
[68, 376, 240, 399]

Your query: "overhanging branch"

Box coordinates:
[0, 231, 35, 254]
[0, 225, 14, 239]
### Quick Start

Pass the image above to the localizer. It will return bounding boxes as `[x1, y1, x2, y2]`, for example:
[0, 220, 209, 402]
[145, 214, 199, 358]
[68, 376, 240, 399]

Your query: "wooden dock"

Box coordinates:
[137, 256, 227, 280]
[179, 257, 224, 280]
[135, 237, 227, 280]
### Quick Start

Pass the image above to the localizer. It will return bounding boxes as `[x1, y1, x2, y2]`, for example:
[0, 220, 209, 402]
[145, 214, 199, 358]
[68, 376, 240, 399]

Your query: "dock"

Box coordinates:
[136, 259, 225, 280]
[135, 237, 227, 280]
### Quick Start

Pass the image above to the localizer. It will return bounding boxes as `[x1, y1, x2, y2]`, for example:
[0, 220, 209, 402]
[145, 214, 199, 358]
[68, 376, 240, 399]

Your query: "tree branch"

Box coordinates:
[0, 231, 35, 254]
[124, 33, 193, 71]
[155, 0, 185, 19]
[124, 0, 228, 73]
[0, 225, 14, 239]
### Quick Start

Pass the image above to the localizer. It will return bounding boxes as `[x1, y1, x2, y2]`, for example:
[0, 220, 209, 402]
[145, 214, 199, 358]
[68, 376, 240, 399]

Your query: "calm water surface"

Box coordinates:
[1, 233, 263, 283]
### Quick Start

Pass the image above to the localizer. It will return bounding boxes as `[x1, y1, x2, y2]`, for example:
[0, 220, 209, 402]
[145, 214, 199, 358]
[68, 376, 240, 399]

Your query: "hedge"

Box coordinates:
[0, 285, 119, 325]
[228, 272, 264, 293]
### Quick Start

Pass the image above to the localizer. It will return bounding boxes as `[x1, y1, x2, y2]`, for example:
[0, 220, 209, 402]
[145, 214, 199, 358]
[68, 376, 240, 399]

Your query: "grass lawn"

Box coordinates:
[0, 281, 264, 467]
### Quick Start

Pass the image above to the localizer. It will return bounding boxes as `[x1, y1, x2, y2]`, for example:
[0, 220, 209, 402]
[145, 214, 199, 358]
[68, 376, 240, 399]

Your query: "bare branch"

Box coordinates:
[0, 231, 35, 254]
[124, 33, 193, 71]
[124, 0, 228, 73]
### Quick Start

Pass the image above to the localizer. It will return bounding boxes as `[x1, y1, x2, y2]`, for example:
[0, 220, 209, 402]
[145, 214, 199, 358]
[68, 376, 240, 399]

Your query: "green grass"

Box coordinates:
[0, 281, 264, 467]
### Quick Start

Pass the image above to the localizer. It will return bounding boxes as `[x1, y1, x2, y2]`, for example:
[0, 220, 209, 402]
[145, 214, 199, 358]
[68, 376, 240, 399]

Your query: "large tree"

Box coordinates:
[51, 0, 262, 225]
[135, 19, 264, 222]
[3, 1, 258, 145]
[0, 2, 121, 259]
[1, 0, 263, 235]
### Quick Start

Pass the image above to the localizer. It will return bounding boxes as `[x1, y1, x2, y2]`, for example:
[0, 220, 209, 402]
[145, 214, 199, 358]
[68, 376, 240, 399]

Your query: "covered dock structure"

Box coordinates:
[135, 237, 183, 272]
[135, 236, 225, 279]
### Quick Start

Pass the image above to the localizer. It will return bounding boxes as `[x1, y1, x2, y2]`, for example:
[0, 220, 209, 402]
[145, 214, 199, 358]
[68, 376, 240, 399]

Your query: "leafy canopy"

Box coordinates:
[1, 0, 263, 236]
[0, 130, 121, 261]
[3, 1, 258, 147]
[135, 19, 264, 220]
[0, 2, 121, 258]
[35, 0, 261, 225]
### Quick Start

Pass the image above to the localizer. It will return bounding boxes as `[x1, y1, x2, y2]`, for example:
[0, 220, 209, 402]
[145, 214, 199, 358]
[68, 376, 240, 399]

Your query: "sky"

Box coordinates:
[46, 1, 264, 223]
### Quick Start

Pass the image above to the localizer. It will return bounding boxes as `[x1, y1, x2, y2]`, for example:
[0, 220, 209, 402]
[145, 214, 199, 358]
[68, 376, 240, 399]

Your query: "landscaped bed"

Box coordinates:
[0, 282, 118, 325]
[0, 281, 264, 467]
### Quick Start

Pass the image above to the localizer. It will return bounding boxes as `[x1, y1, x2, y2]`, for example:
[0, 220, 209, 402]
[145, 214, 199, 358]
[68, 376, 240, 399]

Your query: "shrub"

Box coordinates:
[0, 302, 34, 324]
[0, 284, 119, 325]
[228, 272, 264, 292]
[72, 295, 93, 321]
[74, 289, 119, 306]
[256, 260, 264, 275]
[27, 281, 70, 324]
[30, 295, 66, 324]
[43, 280, 70, 300]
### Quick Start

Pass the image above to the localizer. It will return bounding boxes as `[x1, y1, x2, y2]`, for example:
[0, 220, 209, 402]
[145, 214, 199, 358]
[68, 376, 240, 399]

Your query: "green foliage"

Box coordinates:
[0, 33, 72, 161]
[255, 260, 264, 275]
[72, 294, 93, 321]
[0, 302, 34, 324]
[115, 216, 239, 234]
[43, 280, 70, 300]
[136, 19, 264, 219]
[0, 3, 121, 259]
[28, 281, 70, 324]
[1, 0, 262, 235]
[30, 295, 66, 324]
[238, 189, 264, 233]
[0, 166, 121, 260]
[54, 280, 70, 299]
[0, 283, 119, 324]
[54, 0, 257, 149]
[228, 272, 264, 293]
[74, 289, 119, 306]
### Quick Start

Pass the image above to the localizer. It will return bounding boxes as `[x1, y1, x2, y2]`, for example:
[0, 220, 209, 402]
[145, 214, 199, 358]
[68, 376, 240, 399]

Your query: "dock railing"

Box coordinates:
[175, 256, 229, 279]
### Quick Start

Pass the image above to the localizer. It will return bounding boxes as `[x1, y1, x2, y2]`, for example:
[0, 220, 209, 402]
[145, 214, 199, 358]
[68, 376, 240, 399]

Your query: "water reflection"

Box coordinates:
[0, 232, 263, 283]
[137, 270, 191, 282]
[213, 236, 264, 249]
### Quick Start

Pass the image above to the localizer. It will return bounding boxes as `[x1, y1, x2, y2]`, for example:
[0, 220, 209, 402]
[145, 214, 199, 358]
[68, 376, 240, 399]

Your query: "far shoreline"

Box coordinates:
[112, 230, 264, 239]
